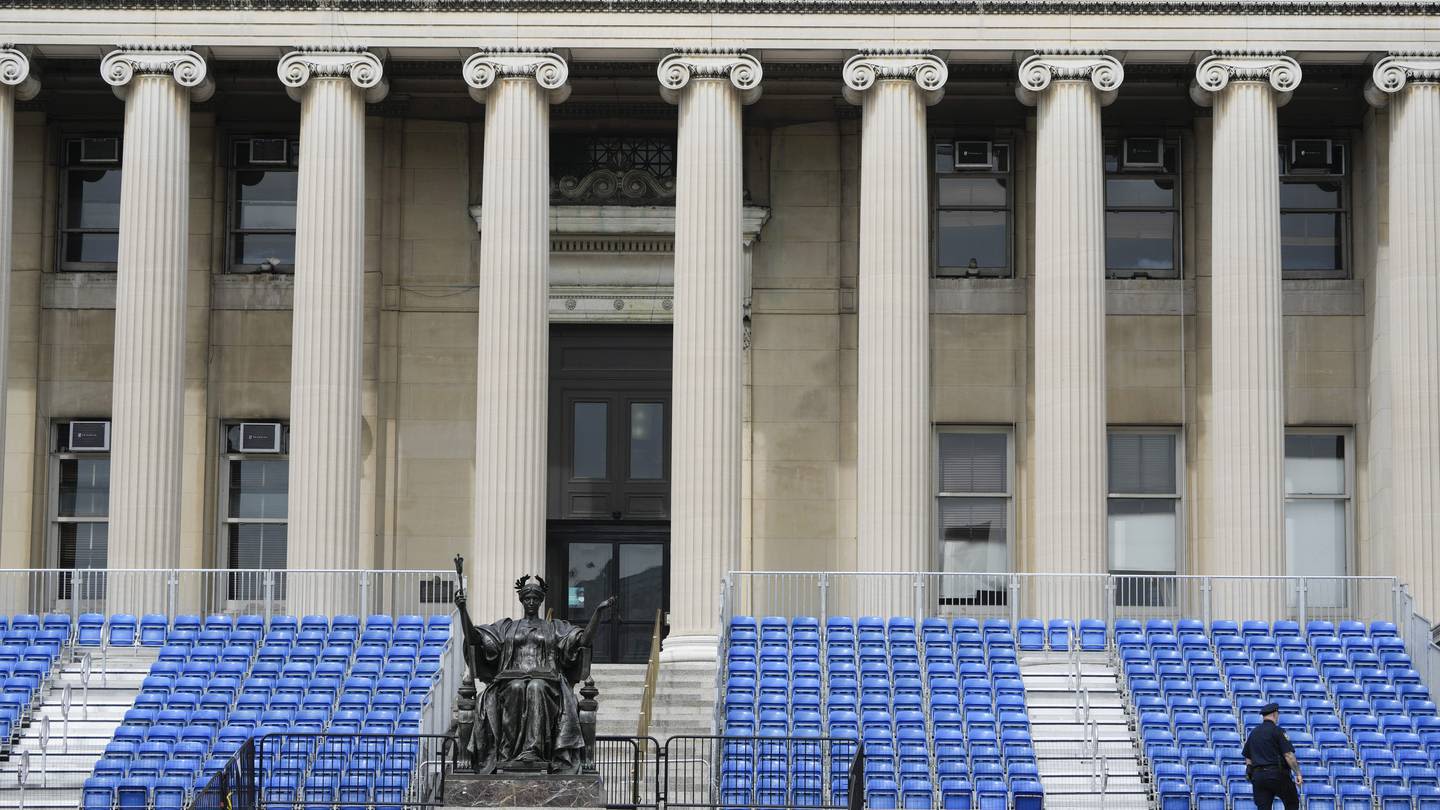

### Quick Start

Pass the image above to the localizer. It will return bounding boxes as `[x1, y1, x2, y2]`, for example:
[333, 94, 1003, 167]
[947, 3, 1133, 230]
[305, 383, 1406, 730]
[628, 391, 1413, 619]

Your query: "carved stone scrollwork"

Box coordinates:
[841, 50, 948, 107]
[463, 49, 570, 105]
[1366, 52, 1440, 107]
[1015, 50, 1124, 107]
[657, 50, 763, 105]
[1190, 51, 1302, 107]
[0, 47, 40, 101]
[553, 168, 676, 204]
[278, 47, 388, 104]
[101, 46, 212, 102]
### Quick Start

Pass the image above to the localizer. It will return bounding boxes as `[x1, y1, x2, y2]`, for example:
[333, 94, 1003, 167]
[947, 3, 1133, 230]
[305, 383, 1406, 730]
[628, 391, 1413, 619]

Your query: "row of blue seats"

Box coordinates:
[728, 614, 1401, 640]
[66, 611, 450, 647]
[1155, 775, 1438, 810]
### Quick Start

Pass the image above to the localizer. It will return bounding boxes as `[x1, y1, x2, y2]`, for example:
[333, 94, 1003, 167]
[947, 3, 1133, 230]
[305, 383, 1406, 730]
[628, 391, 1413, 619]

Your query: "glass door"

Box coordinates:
[564, 538, 667, 663]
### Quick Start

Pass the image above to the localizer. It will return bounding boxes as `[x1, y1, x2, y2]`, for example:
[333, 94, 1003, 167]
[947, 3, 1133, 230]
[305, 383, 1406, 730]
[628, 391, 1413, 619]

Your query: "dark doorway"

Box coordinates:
[547, 325, 672, 664]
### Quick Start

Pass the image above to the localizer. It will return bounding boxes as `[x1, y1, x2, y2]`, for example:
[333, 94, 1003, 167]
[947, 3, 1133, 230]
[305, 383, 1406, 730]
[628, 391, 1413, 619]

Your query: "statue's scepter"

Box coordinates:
[449, 553, 478, 771]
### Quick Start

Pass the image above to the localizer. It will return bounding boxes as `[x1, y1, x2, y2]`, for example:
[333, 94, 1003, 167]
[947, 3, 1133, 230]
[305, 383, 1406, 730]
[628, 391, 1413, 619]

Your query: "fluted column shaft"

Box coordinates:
[103, 49, 210, 570]
[465, 51, 568, 621]
[0, 50, 38, 548]
[1193, 53, 1300, 576]
[658, 53, 759, 662]
[1019, 54, 1122, 575]
[280, 49, 386, 572]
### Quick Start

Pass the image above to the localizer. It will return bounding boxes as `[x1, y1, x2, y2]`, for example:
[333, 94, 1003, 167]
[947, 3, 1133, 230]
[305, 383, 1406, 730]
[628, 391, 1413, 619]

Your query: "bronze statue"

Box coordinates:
[452, 557, 616, 774]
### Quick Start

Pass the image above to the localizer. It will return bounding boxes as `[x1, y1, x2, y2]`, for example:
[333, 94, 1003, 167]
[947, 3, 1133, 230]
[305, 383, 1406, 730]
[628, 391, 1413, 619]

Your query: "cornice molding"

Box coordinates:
[658, 51, 763, 106]
[1015, 50, 1123, 106]
[842, 51, 947, 106]
[0, 47, 40, 101]
[1190, 50, 1301, 107]
[278, 47, 388, 104]
[101, 46, 212, 102]
[471, 203, 772, 245]
[1366, 51, 1440, 107]
[463, 49, 570, 105]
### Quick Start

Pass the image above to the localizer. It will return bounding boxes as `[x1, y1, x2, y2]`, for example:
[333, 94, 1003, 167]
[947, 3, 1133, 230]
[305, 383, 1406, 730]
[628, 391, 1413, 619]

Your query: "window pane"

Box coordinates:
[1280, 180, 1341, 209]
[1285, 434, 1345, 495]
[228, 459, 289, 519]
[567, 542, 613, 618]
[65, 169, 122, 229]
[573, 402, 607, 479]
[938, 433, 1007, 494]
[1108, 498, 1177, 573]
[937, 210, 1008, 273]
[235, 170, 298, 230]
[236, 233, 297, 267]
[934, 142, 954, 174]
[1285, 498, 1346, 577]
[1106, 212, 1176, 276]
[63, 233, 119, 265]
[619, 543, 665, 623]
[228, 522, 288, 569]
[58, 458, 110, 518]
[1106, 178, 1176, 208]
[629, 402, 664, 481]
[939, 497, 1008, 574]
[58, 522, 108, 570]
[1108, 434, 1177, 495]
[938, 177, 1007, 207]
[1281, 213, 1343, 273]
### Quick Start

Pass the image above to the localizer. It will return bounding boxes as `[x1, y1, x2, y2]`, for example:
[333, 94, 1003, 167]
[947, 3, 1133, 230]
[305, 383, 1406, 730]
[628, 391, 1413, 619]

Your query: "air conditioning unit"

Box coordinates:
[1122, 137, 1165, 169]
[79, 138, 120, 164]
[247, 138, 289, 166]
[68, 421, 110, 452]
[1289, 139, 1333, 172]
[238, 422, 283, 454]
[953, 141, 994, 170]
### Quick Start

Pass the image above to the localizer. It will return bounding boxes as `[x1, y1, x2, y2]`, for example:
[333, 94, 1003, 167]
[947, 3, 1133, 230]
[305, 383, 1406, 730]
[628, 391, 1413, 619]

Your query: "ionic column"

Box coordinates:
[657, 52, 761, 662]
[1017, 52, 1123, 575]
[463, 51, 569, 623]
[844, 52, 946, 580]
[1367, 54, 1440, 618]
[1191, 52, 1301, 576]
[278, 49, 387, 571]
[102, 48, 212, 570]
[0, 49, 38, 549]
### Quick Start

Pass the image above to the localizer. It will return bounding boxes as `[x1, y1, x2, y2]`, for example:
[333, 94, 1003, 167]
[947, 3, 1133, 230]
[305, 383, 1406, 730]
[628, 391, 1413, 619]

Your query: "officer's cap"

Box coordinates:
[1260, 702, 1280, 716]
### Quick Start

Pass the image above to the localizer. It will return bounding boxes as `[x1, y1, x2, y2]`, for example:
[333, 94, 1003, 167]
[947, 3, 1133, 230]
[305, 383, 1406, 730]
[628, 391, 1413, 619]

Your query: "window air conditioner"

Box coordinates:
[1122, 137, 1164, 169]
[68, 421, 111, 452]
[1289, 139, 1333, 172]
[79, 138, 120, 164]
[247, 139, 289, 166]
[238, 422, 283, 454]
[953, 141, 994, 170]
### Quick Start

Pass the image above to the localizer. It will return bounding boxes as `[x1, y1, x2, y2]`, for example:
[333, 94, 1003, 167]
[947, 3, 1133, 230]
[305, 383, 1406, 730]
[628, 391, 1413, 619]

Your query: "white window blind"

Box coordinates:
[1107, 431, 1180, 574]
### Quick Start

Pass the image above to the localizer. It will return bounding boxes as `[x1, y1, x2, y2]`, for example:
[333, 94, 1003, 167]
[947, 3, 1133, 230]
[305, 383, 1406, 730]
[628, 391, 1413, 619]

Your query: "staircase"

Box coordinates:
[0, 648, 151, 809]
[591, 662, 717, 742]
[1021, 651, 1149, 810]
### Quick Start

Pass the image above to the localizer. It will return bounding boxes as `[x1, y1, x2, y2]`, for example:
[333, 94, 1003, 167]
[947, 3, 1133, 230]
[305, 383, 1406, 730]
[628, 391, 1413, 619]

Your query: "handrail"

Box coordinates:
[637, 608, 664, 738]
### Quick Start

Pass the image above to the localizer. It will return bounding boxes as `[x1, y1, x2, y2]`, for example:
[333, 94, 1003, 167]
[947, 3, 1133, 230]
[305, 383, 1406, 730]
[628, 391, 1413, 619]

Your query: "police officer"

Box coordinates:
[1242, 702, 1302, 810]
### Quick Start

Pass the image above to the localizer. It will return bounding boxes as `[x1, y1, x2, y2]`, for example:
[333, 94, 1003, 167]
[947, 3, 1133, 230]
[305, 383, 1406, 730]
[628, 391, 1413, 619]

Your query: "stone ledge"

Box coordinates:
[42, 272, 115, 310]
[212, 272, 294, 310]
[444, 772, 604, 808]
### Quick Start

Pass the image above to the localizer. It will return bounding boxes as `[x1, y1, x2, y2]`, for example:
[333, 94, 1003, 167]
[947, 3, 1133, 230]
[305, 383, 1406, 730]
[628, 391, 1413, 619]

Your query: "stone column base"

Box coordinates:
[659, 633, 720, 663]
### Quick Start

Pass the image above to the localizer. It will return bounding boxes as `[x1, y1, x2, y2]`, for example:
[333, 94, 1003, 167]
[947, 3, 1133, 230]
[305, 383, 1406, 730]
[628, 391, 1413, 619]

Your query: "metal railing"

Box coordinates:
[596, 735, 662, 809]
[192, 737, 258, 810]
[637, 609, 664, 738]
[254, 732, 449, 808]
[663, 734, 857, 810]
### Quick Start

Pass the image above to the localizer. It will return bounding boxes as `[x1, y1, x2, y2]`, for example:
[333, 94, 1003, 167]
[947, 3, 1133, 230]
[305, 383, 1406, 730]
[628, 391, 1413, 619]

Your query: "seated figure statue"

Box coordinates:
[453, 574, 615, 774]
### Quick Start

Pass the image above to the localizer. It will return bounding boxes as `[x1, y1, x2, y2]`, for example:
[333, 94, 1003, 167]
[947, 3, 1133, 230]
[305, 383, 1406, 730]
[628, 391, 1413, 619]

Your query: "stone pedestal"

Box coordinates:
[444, 773, 604, 808]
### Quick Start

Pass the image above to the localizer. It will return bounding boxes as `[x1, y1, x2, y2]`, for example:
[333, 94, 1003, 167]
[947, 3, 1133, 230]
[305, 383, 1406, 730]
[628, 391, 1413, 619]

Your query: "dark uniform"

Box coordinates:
[1242, 706, 1299, 810]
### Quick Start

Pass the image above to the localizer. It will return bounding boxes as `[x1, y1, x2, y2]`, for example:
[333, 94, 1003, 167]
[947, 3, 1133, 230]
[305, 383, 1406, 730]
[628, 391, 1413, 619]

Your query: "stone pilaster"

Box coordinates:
[0, 48, 38, 551]
[102, 47, 212, 570]
[464, 50, 569, 623]
[1367, 53, 1440, 618]
[1192, 52, 1301, 576]
[657, 51, 761, 662]
[279, 48, 387, 571]
[1017, 52, 1123, 575]
[844, 52, 946, 581]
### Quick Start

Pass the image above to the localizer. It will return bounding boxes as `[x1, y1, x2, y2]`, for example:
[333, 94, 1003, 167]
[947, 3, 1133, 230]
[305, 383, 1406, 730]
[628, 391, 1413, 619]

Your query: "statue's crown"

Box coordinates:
[514, 574, 548, 595]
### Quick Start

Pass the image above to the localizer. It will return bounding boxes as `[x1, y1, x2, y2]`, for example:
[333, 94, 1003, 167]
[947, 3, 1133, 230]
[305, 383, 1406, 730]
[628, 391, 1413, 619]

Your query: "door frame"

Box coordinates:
[546, 519, 671, 663]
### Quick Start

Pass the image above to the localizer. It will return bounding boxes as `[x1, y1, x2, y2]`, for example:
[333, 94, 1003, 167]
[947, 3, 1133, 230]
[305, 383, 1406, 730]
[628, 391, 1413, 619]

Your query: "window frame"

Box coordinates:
[1278, 136, 1352, 280]
[225, 134, 301, 274]
[931, 136, 1016, 279]
[1103, 135, 1183, 280]
[933, 426, 1015, 574]
[48, 419, 111, 569]
[1283, 427, 1355, 581]
[218, 421, 291, 572]
[1106, 426, 1185, 576]
[56, 133, 124, 273]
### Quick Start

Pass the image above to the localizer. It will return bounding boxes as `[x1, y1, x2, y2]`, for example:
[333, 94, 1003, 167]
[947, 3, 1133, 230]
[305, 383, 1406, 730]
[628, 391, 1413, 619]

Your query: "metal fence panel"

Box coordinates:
[663, 734, 857, 810]
[192, 737, 258, 810]
[254, 732, 449, 809]
[595, 735, 662, 809]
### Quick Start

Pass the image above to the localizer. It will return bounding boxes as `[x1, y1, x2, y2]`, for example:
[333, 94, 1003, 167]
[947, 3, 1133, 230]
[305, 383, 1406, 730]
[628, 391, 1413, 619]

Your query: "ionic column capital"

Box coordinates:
[101, 46, 212, 103]
[0, 46, 40, 101]
[278, 47, 388, 104]
[1190, 51, 1301, 107]
[658, 50, 762, 106]
[1366, 52, 1440, 107]
[464, 49, 570, 105]
[1015, 51, 1123, 107]
[842, 50, 947, 107]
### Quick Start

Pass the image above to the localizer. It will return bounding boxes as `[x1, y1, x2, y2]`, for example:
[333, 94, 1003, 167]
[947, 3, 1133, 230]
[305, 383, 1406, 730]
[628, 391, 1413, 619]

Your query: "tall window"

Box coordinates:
[936, 430, 1011, 604]
[229, 137, 299, 273]
[933, 140, 1012, 277]
[1107, 431, 1181, 574]
[1280, 138, 1349, 278]
[222, 422, 289, 574]
[1104, 138, 1181, 279]
[58, 136, 123, 271]
[1285, 432, 1350, 606]
[53, 421, 110, 592]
